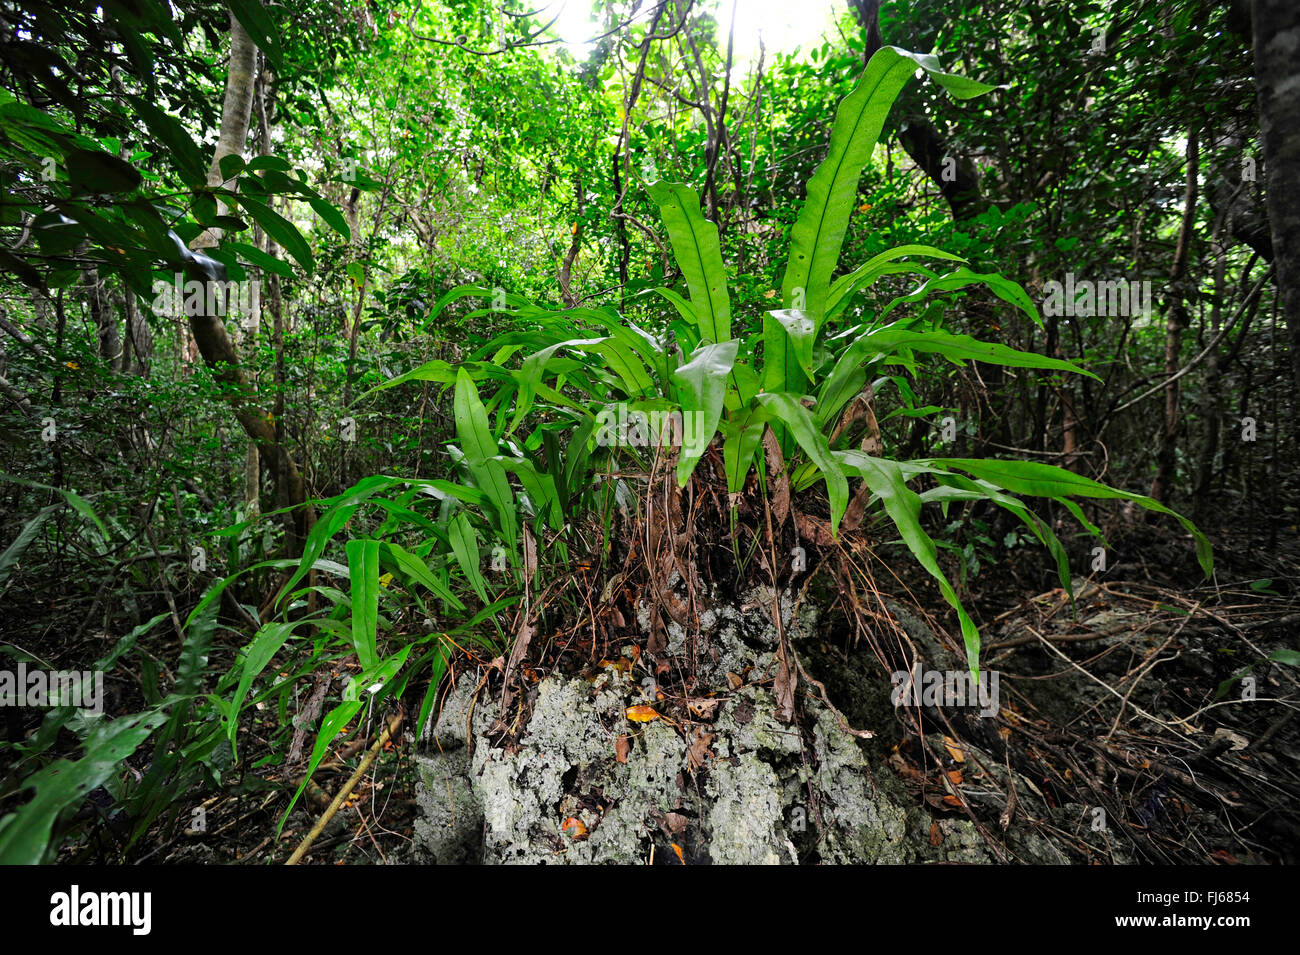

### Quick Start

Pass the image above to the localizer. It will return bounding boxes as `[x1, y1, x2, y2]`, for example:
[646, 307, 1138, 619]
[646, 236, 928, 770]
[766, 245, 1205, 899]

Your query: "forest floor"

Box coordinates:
[17, 504, 1300, 865]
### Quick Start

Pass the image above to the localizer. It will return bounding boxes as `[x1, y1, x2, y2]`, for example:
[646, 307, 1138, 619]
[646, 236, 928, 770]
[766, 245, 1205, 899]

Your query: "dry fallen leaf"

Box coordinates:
[561, 817, 588, 841]
[625, 705, 661, 723]
[946, 769, 964, 786]
[685, 698, 720, 718]
[671, 843, 684, 864]
[687, 730, 715, 771]
[615, 735, 631, 763]
[774, 648, 797, 725]
[929, 820, 943, 846]
[943, 736, 966, 763]
[725, 672, 744, 690]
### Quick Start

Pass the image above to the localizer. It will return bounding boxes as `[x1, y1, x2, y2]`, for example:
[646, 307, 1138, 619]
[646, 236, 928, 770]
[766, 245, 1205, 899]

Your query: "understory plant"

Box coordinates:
[364, 46, 1212, 669]
[208, 46, 1212, 825]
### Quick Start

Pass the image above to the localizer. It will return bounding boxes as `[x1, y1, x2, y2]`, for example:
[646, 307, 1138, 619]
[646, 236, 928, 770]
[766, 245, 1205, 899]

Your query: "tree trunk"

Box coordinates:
[1193, 232, 1228, 518]
[82, 268, 122, 372]
[123, 285, 152, 377]
[1252, 0, 1300, 426]
[1150, 128, 1200, 504]
[189, 12, 310, 551]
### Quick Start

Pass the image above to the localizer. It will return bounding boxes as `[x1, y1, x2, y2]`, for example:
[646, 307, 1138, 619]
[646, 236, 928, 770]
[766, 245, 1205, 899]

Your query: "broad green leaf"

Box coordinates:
[880, 266, 1041, 324]
[861, 325, 1097, 378]
[65, 148, 141, 193]
[346, 539, 381, 670]
[217, 152, 245, 181]
[919, 475, 1073, 600]
[826, 244, 964, 321]
[769, 309, 816, 380]
[761, 311, 808, 417]
[227, 620, 298, 755]
[647, 180, 730, 343]
[228, 0, 285, 70]
[235, 194, 313, 272]
[585, 337, 656, 397]
[0, 474, 109, 547]
[308, 197, 350, 241]
[0, 710, 167, 864]
[781, 47, 993, 324]
[672, 340, 738, 484]
[246, 155, 292, 173]
[836, 452, 982, 672]
[381, 542, 465, 610]
[721, 412, 767, 495]
[650, 285, 700, 329]
[756, 393, 849, 535]
[923, 458, 1213, 577]
[449, 511, 488, 603]
[273, 473, 403, 608]
[129, 96, 207, 186]
[280, 700, 364, 834]
[0, 503, 58, 586]
[225, 239, 294, 278]
[455, 369, 517, 552]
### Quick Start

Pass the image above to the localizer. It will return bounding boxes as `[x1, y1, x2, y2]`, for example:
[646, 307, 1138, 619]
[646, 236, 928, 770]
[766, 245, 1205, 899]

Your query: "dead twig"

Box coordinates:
[285, 712, 403, 865]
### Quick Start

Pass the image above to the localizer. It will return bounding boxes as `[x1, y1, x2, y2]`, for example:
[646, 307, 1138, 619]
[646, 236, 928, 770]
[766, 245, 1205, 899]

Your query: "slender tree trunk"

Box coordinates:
[123, 286, 152, 377]
[1150, 128, 1200, 504]
[1252, 0, 1300, 423]
[848, 0, 882, 61]
[188, 13, 310, 551]
[1193, 231, 1228, 518]
[82, 268, 121, 372]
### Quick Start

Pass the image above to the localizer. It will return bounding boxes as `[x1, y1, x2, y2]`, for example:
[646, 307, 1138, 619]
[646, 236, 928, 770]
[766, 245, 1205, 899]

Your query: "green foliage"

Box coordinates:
[0, 0, 1253, 866]
[368, 46, 1211, 676]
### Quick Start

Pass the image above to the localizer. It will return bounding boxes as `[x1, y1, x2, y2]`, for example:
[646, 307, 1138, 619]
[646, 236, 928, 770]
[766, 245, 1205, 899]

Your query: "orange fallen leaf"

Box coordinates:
[942, 794, 963, 808]
[671, 843, 684, 863]
[929, 820, 943, 846]
[943, 736, 966, 763]
[625, 705, 661, 723]
[561, 817, 588, 840]
[946, 769, 964, 786]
